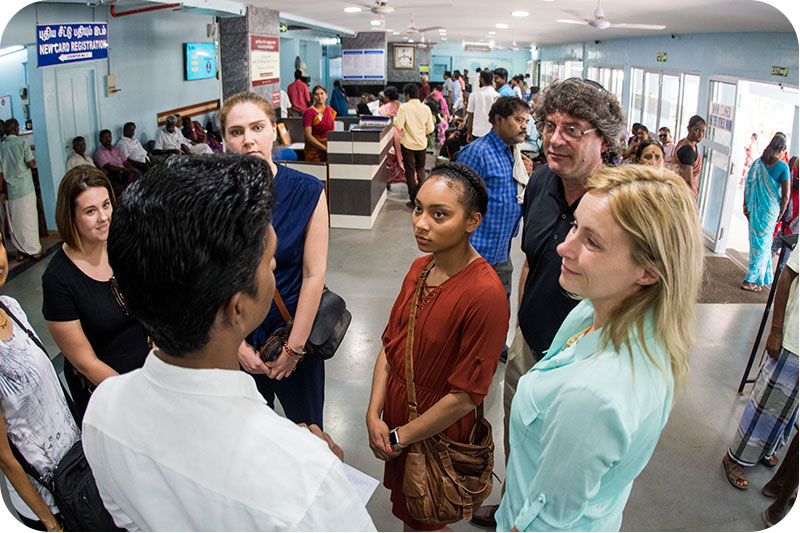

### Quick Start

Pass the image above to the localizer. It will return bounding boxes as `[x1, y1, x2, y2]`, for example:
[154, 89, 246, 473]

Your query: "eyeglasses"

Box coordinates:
[537, 120, 597, 141]
[110, 276, 130, 318]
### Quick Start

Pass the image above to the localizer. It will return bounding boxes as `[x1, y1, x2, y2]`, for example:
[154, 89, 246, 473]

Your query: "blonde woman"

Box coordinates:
[497, 166, 704, 531]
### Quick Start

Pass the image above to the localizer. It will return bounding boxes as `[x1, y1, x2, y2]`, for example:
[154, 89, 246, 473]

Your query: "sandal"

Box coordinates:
[723, 454, 749, 490]
[761, 455, 779, 467]
[740, 282, 762, 292]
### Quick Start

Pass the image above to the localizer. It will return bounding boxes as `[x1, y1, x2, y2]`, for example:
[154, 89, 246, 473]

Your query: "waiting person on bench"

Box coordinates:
[153, 115, 212, 156]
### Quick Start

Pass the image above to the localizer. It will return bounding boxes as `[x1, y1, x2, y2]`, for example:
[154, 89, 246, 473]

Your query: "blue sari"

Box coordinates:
[744, 159, 782, 285]
[330, 86, 349, 117]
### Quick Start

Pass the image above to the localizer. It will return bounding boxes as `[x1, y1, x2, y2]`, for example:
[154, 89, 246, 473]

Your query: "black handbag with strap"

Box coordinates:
[259, 286, 351, 362]
[0, 300, 122, 532]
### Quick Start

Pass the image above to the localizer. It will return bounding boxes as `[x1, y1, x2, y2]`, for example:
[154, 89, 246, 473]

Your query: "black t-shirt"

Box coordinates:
[42, 247, 149, 375]
[676, 144, 697, 166]
[517, 165, 582, 354]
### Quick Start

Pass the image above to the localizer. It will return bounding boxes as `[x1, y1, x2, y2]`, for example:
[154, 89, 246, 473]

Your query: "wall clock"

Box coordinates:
[394, 45, 415, 69]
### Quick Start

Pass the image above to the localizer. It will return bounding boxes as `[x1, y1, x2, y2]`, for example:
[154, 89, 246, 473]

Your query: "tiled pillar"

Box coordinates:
[219, 6, 280, 105]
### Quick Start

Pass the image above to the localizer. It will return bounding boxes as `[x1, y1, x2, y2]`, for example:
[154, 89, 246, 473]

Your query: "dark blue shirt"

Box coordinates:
[517, 165, 582, 354]
[247, 164, 324, 348]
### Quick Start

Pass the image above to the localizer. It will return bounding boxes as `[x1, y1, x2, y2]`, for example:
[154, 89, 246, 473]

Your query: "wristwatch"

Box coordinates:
[389, 427, 406, 450]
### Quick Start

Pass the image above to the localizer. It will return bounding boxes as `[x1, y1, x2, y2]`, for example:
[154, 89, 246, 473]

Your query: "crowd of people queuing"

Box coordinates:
[0, 67, 798, 533]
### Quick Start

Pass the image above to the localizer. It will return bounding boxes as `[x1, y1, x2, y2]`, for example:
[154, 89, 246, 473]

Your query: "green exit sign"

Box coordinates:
[656, 52, 667, 62]
[771, 66, 788, 77]
[280, 22, 288, 33]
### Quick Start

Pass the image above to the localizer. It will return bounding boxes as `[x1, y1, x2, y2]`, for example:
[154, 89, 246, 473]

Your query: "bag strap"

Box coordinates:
[402, 263, 485, 423]
[272, 289, 294, 324]
[0, 300, 83, 426]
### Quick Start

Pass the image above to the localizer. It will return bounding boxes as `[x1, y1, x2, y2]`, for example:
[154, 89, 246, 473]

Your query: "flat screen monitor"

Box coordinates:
[184, 42, 216, 81]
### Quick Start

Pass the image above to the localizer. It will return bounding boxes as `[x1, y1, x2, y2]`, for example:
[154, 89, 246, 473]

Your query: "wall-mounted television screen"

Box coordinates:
[184, 42, 216, 81]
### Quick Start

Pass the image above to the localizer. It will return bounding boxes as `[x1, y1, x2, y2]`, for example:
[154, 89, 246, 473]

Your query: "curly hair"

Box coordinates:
[534, 78, 626, 163]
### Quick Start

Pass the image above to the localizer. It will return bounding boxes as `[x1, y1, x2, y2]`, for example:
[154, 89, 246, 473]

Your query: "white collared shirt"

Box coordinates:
[65, 153, 96, 172]
[82, 352, 375, 532]
[153, 128, 188, 151]
[467, 85, 500, 138]
[117, 137, 149, 163]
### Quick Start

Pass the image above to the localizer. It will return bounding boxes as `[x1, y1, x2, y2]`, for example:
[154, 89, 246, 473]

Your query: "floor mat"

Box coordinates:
[700, 256, 771, 304]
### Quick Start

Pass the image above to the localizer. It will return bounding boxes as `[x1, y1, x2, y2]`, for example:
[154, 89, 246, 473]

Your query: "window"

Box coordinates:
[586, 66, 624, 103]
[628, 68, 700, 137]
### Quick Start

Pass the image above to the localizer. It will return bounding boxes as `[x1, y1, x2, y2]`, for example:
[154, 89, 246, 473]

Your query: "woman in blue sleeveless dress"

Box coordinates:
[221, 92, 329, 427]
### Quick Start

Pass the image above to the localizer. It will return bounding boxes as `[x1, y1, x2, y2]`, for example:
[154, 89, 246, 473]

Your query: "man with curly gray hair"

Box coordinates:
[471, 77, 625, 529]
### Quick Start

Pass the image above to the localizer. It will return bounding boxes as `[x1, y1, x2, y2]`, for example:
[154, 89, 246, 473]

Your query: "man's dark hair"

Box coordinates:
[429, 161, 488, 216]
[73, 136, 85, 144]
[534, 78, 626, 163]
[489, 96, 530, 125]
[4, 118, 19, 132]
[444, 71, 451, 78]
[479, 70, 493, 86]
[123, 122, 135, 131]
[452, 71, 460, 80]
[688, 115, 706, 128]
[294, 70, 303, 80]
[475, 67, 482, 72]
[639, 124, 649, 134]
[659, 126, 671, 134]
[493, 68, 508, 82]
[99, 129, 111, 137]
[107, 154, 276, 357]
[384, 86, 400, 101]
[0, 120, 5, 137]
[403, 83, 419, 99]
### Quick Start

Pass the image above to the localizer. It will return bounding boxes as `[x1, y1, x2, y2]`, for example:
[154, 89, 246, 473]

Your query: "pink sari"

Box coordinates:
[379, 102, 405, 184]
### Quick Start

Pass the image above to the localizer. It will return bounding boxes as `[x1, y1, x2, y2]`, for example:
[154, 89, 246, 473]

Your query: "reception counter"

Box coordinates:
[326, 124, 393, 229]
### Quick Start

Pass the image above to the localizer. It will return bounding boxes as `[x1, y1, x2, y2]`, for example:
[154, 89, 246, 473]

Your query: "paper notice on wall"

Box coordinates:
[342, 463, 379, 505]
[0, 95, 11, 121]
[342, 49, 385, 80]
[250, 35, 280, 87]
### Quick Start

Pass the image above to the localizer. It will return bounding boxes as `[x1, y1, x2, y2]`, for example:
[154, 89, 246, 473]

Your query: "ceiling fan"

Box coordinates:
[406, 13, 443, 34]
[556, 0, 666, 31]
[355, 1, 453, 16]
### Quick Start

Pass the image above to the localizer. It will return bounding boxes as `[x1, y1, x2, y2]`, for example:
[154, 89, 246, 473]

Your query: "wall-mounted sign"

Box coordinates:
[36, 23, 108, 67]
[250, 35, 280, 87]
[709, 102, 733, 131]
[656, 52, 667, 62]
[0, 95, 11, 121]
[419, 64, 430, 73]
[771, 66, 788, 77]
[280, 23, 288, 33]
[342, 49, 385, 80]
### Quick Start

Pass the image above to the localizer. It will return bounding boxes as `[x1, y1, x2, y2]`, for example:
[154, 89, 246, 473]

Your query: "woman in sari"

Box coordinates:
[378, 86, 405, 187]
[303, 85, 336, 163]
[430, 84, 450, 124]
[330, 80, 349, 117]
[742, 133, 791, 292]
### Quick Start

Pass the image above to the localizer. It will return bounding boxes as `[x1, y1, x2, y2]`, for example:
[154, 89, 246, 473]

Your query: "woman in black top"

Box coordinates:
[42, 166, 149, 417]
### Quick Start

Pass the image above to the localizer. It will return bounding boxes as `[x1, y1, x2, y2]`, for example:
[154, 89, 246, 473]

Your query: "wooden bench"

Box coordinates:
[156, 99, 221, 126]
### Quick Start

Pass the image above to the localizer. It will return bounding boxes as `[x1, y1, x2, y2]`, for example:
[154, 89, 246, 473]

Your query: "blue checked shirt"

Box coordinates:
[457, 130, 523, 265]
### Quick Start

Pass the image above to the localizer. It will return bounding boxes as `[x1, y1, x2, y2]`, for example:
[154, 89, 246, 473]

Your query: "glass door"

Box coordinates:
[698, 80, 739, 253]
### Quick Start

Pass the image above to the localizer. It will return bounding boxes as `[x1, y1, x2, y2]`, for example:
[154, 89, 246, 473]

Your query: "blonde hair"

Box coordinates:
[585, 165, 704, 390]
[219, 92, 277, 135]
[55, 166, 116, 254]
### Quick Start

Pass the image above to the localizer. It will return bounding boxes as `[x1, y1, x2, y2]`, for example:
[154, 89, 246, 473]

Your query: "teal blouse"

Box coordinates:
[496, 299, 675, 531]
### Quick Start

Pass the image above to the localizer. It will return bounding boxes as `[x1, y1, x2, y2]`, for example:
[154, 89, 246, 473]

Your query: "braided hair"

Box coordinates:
[429, 162, 489, 217]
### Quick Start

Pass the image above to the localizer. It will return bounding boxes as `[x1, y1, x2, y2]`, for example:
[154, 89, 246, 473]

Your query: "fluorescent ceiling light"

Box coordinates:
[370, 19, 381, 26]
[344, 7, 362, 13]
[496, 23, 509, 29]
[408, 39, 415, 43]
[488, 31, 496, 35]
[438, 28, 447, 33]
[393, 31, 400, 35]
[0, 45, 24, 58]
[441, 37, 447, 40]
[512, 10, 529, 17]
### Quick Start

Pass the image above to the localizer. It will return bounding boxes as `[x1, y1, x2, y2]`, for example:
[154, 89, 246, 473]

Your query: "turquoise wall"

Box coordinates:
[3, 3, 220, 228]
[427, 42, 532, 82]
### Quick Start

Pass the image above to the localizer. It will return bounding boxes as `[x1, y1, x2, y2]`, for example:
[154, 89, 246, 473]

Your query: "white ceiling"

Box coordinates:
[254, 0, 795, 47]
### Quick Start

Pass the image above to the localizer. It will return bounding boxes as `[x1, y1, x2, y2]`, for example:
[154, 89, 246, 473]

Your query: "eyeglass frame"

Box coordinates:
[536, 119, 598, 142]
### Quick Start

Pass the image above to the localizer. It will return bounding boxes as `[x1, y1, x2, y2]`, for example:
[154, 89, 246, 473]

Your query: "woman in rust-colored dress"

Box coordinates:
[366, 162, 508, 531]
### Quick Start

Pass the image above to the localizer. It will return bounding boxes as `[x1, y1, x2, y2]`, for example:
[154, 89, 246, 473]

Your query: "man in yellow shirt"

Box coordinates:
[393, 83, 434, 207]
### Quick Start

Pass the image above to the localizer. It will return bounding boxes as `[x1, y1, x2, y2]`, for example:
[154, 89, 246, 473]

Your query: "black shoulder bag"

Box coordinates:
[0, 300, 122, 532]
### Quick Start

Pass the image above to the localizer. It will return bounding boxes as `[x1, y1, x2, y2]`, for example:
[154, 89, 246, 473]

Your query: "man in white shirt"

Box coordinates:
[466, 70, 500, 142]
[442, 71, 454, 109]
[153, 115, 212, 156]
[65, 136, 96, 172]
[658, 126, 676, 166]
[116, 122, 153, 171]
[469, 67, 482, 94]
[83, 154, 375, 532]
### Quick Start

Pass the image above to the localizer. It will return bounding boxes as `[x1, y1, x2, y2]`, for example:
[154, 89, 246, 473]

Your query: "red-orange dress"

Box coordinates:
[381, 254, 509, 529]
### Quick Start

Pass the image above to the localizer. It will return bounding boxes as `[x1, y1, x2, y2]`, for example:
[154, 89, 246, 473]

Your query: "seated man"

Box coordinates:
[153, 114, 212, 156]
[65, 136, 96, 171]
[116, 122, 153, 171]
[83, 154, 376, 531]
[93, 129, 137, 195]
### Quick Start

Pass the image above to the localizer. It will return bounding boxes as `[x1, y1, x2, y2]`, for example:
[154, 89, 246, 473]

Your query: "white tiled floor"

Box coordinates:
[1, 184, 796, 531]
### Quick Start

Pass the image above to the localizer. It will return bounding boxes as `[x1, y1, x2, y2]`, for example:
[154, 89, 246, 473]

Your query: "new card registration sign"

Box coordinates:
[37, 23, 108, 67]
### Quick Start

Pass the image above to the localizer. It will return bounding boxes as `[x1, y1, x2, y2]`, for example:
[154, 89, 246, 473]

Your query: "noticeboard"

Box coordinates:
[36, 23, 108, 67]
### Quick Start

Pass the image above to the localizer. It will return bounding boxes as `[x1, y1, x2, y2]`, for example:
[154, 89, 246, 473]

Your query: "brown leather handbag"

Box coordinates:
[401, 263, 495, 524]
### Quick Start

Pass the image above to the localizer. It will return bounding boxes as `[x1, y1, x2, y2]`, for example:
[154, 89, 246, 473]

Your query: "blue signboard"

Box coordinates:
[37, 23, 108, 67]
